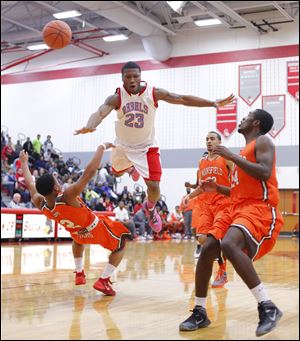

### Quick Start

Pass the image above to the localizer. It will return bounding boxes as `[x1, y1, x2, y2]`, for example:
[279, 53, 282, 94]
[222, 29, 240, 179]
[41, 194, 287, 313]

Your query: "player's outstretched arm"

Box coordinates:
[19, 150, 45, 209]
[74, 94, 119, 135]
[64, 143, 114, 200]
[154, 88, 234, 108]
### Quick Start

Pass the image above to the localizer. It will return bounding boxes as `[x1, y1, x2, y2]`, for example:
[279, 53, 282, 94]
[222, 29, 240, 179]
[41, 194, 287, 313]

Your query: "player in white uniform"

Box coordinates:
[75, 62, 234, 232]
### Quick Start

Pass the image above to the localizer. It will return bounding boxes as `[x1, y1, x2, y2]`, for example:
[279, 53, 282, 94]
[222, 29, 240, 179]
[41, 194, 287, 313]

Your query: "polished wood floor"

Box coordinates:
[1, 237, 299, 340]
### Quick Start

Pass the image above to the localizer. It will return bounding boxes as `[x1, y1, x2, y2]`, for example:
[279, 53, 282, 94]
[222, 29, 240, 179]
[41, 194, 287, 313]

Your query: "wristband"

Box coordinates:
[100, 143, 106, 150]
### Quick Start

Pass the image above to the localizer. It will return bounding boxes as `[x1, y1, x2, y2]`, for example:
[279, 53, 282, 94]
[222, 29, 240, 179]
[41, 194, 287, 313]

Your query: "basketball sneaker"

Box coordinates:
[93, 277, 116, 296]
[128, 166, 140, 182]
[179, 305, 211, 331]
[142, 202, 162, 232]
[256, 300, 283, 336]
[211, 268, 228, 288]
[74, 270, 86, 285]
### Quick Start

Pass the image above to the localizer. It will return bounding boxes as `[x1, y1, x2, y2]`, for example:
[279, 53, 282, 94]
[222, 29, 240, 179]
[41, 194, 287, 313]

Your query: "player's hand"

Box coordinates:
[214, 94, 235, 108]
[200, 179, 217, 192]
[74, 127, 96, 135]
[212, 145, 234, 160]
[184, 182, 192, 188]
[77, 228, 89, 235]
[19, 150, 29, 163]
[101, 142, 115, 150]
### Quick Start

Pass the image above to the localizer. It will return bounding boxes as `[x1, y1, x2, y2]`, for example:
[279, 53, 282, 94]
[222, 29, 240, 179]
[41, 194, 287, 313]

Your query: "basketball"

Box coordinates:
[42, 20, 72, 49]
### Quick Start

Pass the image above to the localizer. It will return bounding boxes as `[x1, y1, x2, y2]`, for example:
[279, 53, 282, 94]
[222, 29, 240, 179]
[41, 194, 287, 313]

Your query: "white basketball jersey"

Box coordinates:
[115, 83, 158, 147]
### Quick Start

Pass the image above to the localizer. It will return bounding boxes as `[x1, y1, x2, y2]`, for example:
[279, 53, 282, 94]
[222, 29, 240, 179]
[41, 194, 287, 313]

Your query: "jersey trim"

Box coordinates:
[152, 87, 158, 108]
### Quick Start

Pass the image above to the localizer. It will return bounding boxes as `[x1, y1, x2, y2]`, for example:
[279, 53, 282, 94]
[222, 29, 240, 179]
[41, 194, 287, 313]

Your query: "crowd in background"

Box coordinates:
[1, 131, 193, 240]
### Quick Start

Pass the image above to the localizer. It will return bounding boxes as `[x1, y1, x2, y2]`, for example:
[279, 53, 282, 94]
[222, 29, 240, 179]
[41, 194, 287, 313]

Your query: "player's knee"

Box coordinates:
[201, 237, 219, 260]
[146, 180, 160, 192]
[220, 239, 234, 259]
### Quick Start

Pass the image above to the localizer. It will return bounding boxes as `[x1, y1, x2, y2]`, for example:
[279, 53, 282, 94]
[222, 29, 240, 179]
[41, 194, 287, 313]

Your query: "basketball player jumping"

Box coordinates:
[19, 144, 131, 296]
[179, 109, 283, 337]
[74, 61, 235, 233]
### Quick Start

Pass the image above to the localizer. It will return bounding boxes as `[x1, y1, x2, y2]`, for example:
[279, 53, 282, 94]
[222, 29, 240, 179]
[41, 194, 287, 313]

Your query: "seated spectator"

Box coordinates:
[34, 155, 48, 171]
[133, 208, 152, 240]
[167, 205, 184, 238]
[114, 201, 136, 240]
[94, 197, 106, 211]
[103, 197, 115, 212]
[1, 142, 14, 165]
[7, 193, 24, 208]
[85, 185, 100, 207]
[2, 167, 16, 197]
[133, 197, 143, 214]
[14, 140, 23, 158]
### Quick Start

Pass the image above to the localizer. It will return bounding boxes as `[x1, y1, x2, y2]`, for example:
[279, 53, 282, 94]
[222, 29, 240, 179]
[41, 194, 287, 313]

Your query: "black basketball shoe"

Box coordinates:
[179, 305, 211, 331]
[256, 300, 283, 336]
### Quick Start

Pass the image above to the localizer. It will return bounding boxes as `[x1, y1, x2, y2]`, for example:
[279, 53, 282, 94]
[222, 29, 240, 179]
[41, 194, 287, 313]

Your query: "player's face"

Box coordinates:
[206, 133, 220, 151]
[238, 111, 256, 133]
[122, 68, 141, 94]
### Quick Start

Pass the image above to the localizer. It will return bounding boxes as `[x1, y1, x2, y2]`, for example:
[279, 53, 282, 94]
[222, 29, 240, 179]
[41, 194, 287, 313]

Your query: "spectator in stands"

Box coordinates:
[22, 137, 33, 155]
[95, 197, 106, 211]
[2, 167, 16, 197]
[34, 155, 48, 171]
[168, 205, 184, 238]
[7, 193, 24, 208]
[133, 208, 152, 240]
[181, 188, 193, 240]
[133, 197, 143, 214]
[114, 201, 136, 240]
[14, 140, 23, 158]
[32, 134, 42, 159]
[43, 135, 53, 153]
[156, 196, 169, 214]
[104, 197, 114, 212]
[62, 178, 73, 191]
[85, 185, 100, 207]
[1, 141, 15, 165]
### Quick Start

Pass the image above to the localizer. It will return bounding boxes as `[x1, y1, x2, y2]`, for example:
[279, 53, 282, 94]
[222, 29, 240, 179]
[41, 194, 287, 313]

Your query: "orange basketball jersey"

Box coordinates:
[197, 155, 231, 204]
[42, 195, 100, 233]
[41, 195, 130, 250]
[231, 139, 280, 206]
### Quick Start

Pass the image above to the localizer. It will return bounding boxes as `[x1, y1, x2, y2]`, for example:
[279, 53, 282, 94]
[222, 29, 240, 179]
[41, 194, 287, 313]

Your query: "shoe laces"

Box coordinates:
[258, 302, 274, 325]
[149, 209, 158, 223]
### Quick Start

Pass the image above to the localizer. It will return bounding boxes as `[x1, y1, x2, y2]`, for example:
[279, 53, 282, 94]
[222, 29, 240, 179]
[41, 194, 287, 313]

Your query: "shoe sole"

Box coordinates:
[256, 310, 283, 336]
[179, 319, 211, 331]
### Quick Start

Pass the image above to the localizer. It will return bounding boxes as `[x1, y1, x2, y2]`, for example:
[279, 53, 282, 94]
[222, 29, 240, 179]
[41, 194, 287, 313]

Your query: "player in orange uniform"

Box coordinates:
[19, 143, 131, 296]
[180, 109, 283, 337]
[184, 132, 232, 288]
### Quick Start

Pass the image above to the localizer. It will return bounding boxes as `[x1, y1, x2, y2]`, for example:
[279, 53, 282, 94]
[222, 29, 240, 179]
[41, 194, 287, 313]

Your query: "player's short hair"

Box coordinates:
[253, 109, 274, 134]
[36, 173, 55, 196]
[122, 61, 141, 74]
[208, 131, 222, 141]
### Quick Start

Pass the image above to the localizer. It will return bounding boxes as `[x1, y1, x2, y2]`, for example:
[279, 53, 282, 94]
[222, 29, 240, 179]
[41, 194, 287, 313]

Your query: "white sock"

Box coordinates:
[101, 263, 116, 279]
[74, 257, 83, 272]
[251, 283, 270, 303]
[195, 296, 206, 308]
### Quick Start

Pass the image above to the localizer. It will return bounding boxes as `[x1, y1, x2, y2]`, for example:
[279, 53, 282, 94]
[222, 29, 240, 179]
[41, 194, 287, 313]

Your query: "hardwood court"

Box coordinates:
[1, 237, 299, 340]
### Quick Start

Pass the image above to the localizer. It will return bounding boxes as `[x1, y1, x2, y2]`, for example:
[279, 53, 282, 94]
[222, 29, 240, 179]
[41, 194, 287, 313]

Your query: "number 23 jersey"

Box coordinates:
[115, 83, 158, 147]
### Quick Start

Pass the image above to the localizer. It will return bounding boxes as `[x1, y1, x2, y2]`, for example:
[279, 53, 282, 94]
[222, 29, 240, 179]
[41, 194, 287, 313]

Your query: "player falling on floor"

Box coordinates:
[180, 109, 283, 337]
[184, 131, 233, 288]
[74, 61, 234, 234]
[19, 143, 131, 296]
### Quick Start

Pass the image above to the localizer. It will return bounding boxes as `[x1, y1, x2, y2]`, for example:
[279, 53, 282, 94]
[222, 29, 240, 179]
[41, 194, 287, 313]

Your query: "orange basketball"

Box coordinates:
[42, 20, 72, 49]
